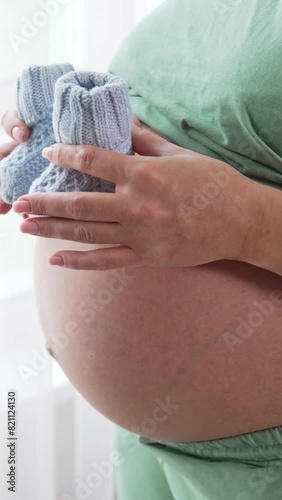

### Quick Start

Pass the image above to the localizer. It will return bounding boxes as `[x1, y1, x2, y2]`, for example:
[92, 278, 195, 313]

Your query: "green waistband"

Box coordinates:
[141, 426, 282, 467]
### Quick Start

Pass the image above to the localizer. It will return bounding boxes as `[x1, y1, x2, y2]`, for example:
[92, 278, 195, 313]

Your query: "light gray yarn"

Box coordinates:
[0, 64, 74, 204]
[30, 71, 133, 194]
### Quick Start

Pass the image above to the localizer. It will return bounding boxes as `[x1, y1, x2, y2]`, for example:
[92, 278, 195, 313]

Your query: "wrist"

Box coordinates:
[234, 177, 273, 271]
[227, 173, 267, 266]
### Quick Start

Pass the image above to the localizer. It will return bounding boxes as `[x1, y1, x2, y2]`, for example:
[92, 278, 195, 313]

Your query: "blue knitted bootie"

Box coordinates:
[30, 71, 133, 194]
[0, 63, 74, 204]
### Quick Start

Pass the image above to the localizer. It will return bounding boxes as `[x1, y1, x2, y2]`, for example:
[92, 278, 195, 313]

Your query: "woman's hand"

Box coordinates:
[12, 122, 263, 271]
[0, 111, 31, 214]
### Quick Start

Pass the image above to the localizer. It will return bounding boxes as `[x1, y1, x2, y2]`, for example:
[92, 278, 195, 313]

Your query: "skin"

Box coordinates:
[1, 112, 282, 443]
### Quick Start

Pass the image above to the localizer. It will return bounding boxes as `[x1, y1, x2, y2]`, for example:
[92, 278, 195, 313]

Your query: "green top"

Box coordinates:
[109, 0, 282, 189]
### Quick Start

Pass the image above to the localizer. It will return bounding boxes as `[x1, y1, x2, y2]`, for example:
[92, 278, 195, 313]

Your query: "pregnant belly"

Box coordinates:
[34, 239, 282, 442]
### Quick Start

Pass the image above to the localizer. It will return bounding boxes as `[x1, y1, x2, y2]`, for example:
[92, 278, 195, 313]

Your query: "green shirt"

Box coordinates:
[109, 0, 282, 189]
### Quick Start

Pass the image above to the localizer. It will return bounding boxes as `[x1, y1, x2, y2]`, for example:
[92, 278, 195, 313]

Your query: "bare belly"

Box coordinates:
[34, 237, 282, 442]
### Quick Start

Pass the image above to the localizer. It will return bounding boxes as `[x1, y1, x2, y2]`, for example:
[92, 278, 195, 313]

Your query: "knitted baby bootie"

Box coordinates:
[0, 63, 74, 204]
[30, 71, 133, 194]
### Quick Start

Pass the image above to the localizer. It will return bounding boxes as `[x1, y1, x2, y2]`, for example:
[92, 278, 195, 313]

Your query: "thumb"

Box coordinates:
[132, 119, 184, 157]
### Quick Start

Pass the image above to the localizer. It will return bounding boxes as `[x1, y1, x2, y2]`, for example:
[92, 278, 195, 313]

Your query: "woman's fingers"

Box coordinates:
[48, 245, 141, 271]
[132, 122, 185, 157]
[1, 110, 30, 142]
[0, 111, 30, 216]
[42, 144, 135, 184]
[13, 192, 125, 222]
[0, 140, 20, 160]
[0, 141, 17, 214]
[20, 217, 128, 245]
[0, 140, 24, 215]
[0, 197, 12, 215]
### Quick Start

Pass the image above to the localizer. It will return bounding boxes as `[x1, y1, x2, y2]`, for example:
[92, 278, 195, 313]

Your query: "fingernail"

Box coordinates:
[133, 116, 142, 128]
[20, 221, 38, 235]
[49, 255, 64, 267]
[13, 127, 25, 142]
[13, 200, 31, 214]
[42, 147, 53, 160]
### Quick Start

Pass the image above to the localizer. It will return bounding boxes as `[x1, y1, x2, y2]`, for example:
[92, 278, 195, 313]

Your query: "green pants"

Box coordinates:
[115, 426, 282, 500]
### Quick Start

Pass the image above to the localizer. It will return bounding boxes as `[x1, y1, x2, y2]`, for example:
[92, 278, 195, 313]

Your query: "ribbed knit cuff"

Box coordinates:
[17, 63, 74, 126]
[53, 71, 133, 155]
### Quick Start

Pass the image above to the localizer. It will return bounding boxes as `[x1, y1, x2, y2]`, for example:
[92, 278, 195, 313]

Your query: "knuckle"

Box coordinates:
[38, 222, 53, 238]
[63, 255, 80, 270]
[76, 147, 94, 173]
[94, 258, 110, 271]
[35, 197, 47, 215]
[66, 195, 85, 219]
[132, 163, 152, 185]
[54, 145, 65, 166]
[138, 201, 157, 221]
[73, 224, 93, 244]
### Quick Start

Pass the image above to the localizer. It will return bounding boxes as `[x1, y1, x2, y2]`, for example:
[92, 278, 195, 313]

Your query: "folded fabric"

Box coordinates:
[0, 63, 74, 204]
[109, 0, 282, 190]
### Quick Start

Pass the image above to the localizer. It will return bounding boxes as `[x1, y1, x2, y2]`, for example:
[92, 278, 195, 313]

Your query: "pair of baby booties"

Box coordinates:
[0, 63, 133, 204]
